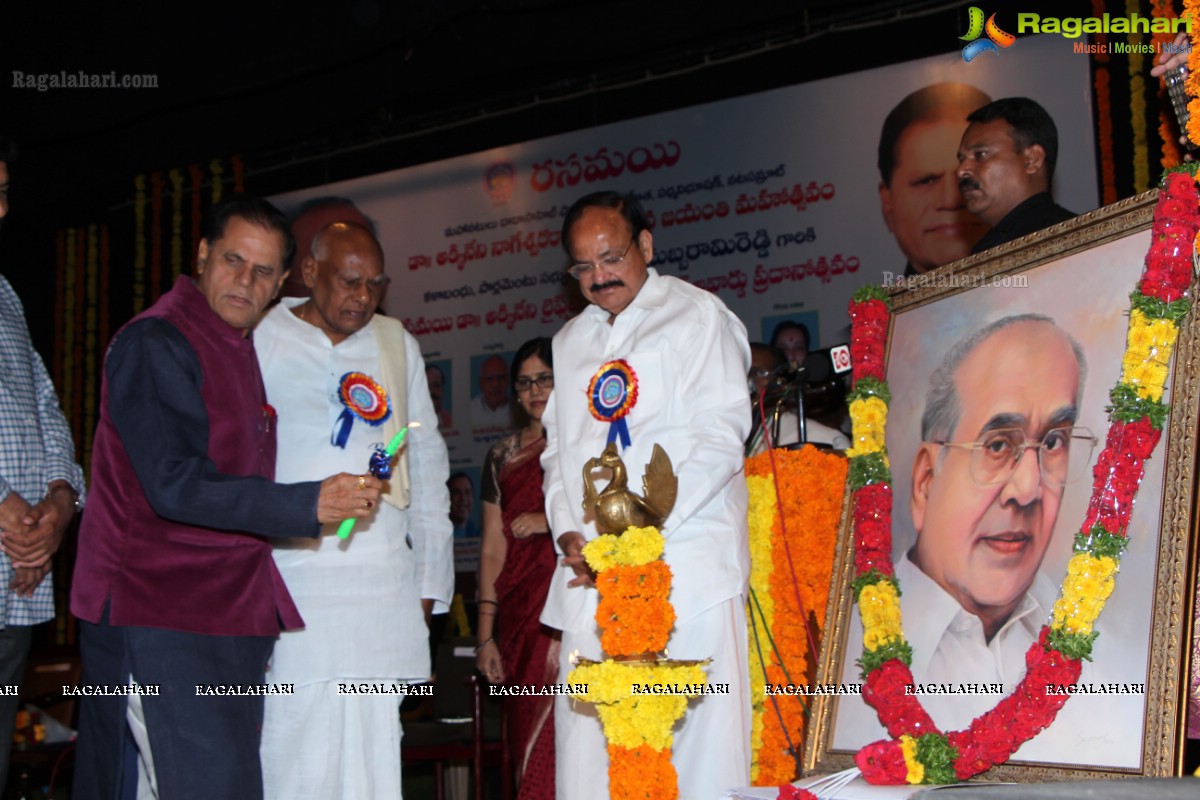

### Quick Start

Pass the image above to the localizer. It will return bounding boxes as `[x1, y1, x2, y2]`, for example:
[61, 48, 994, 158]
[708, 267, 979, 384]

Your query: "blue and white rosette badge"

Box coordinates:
[332, 372, 392, 448]
[587, 359, 638, 449]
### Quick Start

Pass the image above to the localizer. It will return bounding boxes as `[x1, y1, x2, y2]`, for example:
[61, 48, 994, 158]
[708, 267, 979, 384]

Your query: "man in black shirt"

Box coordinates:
[957, 98, 1075, 254]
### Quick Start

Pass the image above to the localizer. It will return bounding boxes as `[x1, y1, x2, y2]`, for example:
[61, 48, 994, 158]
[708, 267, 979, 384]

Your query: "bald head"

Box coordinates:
[298, 222, 390, 344]
[282, 199, 373, 298]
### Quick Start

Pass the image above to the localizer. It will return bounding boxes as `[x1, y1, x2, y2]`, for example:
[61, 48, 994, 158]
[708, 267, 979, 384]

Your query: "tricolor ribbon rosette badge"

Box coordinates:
[588, 359, 638, 449]
[332, 372, 392, 448]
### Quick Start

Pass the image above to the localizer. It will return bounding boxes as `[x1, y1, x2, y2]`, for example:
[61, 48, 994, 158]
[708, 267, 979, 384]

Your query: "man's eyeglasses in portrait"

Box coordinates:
[931, 426, 1097, 488]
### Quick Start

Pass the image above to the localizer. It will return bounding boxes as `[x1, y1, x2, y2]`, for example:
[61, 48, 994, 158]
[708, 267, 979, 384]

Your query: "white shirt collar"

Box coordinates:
[895, 552, 1053, 677]
[271, 296, 375, 346]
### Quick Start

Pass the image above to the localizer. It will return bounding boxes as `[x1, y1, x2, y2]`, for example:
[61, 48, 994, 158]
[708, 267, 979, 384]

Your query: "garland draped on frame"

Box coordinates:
[745, 447, 847, 786]
[847, 169, 1195, 784]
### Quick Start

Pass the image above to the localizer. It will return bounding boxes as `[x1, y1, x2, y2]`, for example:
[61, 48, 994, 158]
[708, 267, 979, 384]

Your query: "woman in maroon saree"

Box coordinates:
[477, 337, 559, 799]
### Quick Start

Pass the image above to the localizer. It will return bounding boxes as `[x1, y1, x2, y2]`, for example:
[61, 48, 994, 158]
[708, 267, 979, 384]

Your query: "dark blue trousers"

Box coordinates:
[0, 624, 32, 790]
[74, 611, 274, 800]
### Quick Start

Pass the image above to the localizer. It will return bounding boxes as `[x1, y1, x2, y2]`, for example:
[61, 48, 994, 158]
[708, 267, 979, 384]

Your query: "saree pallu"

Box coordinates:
[493, 437, 559, 799]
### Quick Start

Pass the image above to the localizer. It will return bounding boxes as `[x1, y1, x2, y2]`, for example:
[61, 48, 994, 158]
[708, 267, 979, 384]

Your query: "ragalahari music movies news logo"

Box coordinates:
[959, 7, 1016, 62]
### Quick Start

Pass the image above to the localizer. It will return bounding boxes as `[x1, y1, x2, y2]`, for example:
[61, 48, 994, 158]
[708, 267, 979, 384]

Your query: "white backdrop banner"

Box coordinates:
[272, 34, 1097, 546]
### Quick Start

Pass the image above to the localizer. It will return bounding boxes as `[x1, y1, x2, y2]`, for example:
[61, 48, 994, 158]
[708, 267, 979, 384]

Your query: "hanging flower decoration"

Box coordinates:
[1150, 0, 1184, 169]
[744, 447, 847, 786]
[846, 168, 1196, 784]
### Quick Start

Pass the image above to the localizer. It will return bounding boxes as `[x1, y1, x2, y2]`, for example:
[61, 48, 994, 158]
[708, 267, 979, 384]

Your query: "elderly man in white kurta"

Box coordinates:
[541, 192, 753, 799]
[256, 222, 453, 798]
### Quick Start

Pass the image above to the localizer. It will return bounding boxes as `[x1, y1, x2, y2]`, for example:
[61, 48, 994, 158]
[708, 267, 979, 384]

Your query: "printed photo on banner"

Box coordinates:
[470, 351, 514, 435]
[761, 311, 821, 366]
[450, 465, 484, 573]
[424, 357, 454, 432]
[448, 467, 482, 539]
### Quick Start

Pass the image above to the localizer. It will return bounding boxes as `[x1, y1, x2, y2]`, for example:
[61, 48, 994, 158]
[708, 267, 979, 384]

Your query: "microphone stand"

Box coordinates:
[793, 364, 807, 445]
[748, 363, 806, 454]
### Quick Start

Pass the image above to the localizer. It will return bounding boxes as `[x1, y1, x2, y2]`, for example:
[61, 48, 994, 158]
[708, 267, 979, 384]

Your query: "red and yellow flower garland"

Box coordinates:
[745, 447, 847, 785]
[846, 169, 1196, 784]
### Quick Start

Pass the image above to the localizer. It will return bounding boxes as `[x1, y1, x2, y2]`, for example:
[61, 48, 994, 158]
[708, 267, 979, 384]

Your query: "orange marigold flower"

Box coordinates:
[745, 446, 847, 785]
[607, 743, 678, 800]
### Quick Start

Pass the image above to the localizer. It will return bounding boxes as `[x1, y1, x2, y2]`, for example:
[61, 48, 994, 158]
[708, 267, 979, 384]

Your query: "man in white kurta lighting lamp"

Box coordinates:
[255, 221, 454, 798]
[541, 191, 753, 799]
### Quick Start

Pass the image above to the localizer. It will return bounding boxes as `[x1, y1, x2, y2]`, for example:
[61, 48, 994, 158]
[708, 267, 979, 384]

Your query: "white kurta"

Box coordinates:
[255, 299, 453, 799]
[540, 269, 753, 799]
[747, 410, 850, 455]
[835, 554, 1119, 764]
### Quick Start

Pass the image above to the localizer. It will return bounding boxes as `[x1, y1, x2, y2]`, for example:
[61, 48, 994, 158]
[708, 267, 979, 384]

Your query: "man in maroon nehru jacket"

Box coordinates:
[70, 196, 384, 800]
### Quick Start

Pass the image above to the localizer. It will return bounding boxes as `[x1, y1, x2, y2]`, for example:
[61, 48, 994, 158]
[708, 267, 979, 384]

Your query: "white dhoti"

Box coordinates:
[255, 301, 453, 799]
[554, 596, 751, 800]
[262, 679, 404, 799]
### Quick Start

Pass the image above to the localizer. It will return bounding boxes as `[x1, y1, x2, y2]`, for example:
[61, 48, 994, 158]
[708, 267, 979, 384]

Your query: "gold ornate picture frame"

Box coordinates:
[805, 190, 1198, 781]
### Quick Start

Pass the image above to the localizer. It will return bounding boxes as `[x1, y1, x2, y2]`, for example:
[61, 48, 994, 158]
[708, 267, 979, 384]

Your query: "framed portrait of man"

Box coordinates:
[806, 190, 1198, 781]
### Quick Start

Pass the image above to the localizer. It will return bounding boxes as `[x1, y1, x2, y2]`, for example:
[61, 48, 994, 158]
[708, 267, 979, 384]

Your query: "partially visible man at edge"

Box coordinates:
[256, 221, 453, 798]
[959, 97, 1076, 254]
[541, 191, 752, 799]
[70, 196, 383, 800]
[0, 135, 86, 790]
[877, 82, 992, 276]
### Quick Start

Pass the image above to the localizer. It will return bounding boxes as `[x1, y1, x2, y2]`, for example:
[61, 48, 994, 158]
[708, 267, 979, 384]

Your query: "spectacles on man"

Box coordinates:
[567, 240, 636, 280]
[932, 426, 1097, 488]
[514, 373, 554, 392]
[747, 367, 773, 382]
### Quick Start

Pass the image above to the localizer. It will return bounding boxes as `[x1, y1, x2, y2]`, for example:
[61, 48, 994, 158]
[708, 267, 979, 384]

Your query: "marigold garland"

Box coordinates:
[1187, 0, 1200, 147]
[746, 474, 778, 781]
[607, 744, 677, 800]
[569, 523, 702, 799]
[846, 170, 1195, 784]
[568, 661, 707, 750]
[745, 448, 847, 785]
[1126, 0, 1151, 192]
[584, 525, 665, 571]
[595, 562, 676, 655]
[1094, 66, 1120, 206]
[1150, 0, 1184, 169]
